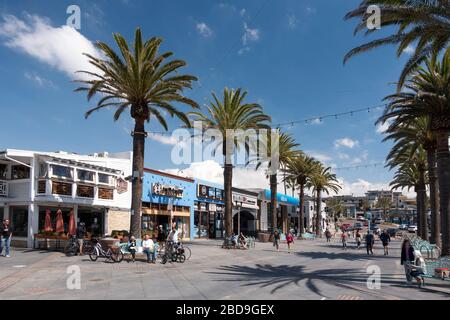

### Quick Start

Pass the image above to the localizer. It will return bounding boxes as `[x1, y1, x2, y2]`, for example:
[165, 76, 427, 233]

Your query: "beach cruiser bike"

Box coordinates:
[161, 240, 186, 264]
[89, 238, 123, 263]
[63, 235, 92, 256]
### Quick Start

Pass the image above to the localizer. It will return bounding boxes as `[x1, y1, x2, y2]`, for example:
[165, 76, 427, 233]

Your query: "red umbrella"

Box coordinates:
[68, 209, 76, 236]
[55, 209, 64, 233]
[44, 209, 53, 232]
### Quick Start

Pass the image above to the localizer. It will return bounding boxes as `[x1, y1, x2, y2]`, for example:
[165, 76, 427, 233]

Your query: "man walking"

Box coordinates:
[365, 231, 375, 255]
[76, 222, 86, 256]
[0, 219, 13, 257]
[379, 230, 391, 255]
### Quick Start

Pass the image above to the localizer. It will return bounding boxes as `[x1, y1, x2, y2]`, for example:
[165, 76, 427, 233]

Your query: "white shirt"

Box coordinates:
[169, 230, 179, 243]
[142, 239, 154, 251]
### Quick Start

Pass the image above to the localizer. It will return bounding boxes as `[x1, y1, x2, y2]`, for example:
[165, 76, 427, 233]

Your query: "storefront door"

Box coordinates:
[78, 208, 105, 237]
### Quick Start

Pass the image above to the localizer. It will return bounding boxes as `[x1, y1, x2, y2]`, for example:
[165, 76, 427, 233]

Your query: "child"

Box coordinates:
[129, 236, 137, 262]
[286, 232, 294, 253]
[152, 235, 159, 263]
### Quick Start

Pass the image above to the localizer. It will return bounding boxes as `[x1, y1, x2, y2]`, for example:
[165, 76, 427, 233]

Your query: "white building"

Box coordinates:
[0, 149, 132, 248]
[303, 197, 328, 232]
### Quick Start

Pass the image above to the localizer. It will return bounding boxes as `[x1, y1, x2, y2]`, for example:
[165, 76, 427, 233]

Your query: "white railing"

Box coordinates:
[0, 180, 8, 197]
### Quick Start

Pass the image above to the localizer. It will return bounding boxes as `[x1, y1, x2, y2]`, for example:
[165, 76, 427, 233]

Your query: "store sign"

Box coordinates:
[116, 178, 128, 194]
[198, 184, 224, 201]
[209, 203, 217, 212]
[233, 193, 257, 206]
[152, 183, 183, 198]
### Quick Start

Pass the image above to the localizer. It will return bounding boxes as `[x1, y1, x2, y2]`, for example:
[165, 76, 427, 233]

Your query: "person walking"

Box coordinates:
[341, 232, 348, 250]
[379, 230, 391, 255]
[75, 222, 86, 256]
[365, 231, 375, 255]
[0, 219, 13, 258]
[325, 229, 332, 242]
[286, 231, 294, 253]
[273, 230, 280, 252]
[400, 239, 416, 284]
[355, 230, 362, 250]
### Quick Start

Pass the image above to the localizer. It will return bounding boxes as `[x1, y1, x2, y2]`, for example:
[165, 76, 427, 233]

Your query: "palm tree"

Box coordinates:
[261, 131, 299, 233]
[325, 198, 346, 221]
[344, 0, 450, 89]
[390, 157, 427, 231]
[189, 88, 271, 237]
[387, 142, 429, 240]
[375, 196, 393, 221]
[381, 117, 440, 246]
[284, 153, 319, 236]
[379, 51, 449, 253]
[307, 164, 342, 237]
[75, 28, 199, 237]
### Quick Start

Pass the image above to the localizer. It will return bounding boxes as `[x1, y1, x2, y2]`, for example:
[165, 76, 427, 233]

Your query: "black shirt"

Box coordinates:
[1, 224, 13, 237]
[76, 226, 86, 239]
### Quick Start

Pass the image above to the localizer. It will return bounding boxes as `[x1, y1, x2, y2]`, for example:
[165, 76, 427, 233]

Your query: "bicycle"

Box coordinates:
[63, 236, 92, 256]
[161, 241, 186, 264]
[89, 238, 123, 263]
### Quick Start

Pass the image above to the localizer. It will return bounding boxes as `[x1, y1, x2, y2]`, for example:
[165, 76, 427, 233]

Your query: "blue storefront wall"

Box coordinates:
[264, 189, 299, 206]
[142, 170, 196, 240]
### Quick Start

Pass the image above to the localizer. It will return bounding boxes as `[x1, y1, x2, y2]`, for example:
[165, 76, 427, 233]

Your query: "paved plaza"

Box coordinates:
[0, 237, 449, 300]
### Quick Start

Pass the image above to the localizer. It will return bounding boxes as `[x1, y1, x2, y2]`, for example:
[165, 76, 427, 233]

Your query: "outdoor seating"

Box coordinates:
[301, 233, 316, 240]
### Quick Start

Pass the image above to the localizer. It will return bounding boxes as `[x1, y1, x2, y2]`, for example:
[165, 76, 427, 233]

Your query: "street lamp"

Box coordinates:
[235, 200, 243, 236]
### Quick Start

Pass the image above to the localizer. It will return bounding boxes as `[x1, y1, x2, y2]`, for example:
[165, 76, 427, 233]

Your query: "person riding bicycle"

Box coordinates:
[167, 227, 179, 251]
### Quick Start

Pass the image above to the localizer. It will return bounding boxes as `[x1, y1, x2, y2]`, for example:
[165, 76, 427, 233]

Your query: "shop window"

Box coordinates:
[77, 169, 94, 182]
[52, 181, 72, 196]
[51, 165, 72, 179]
[98, 187, 113, 200]
[0, 164, 7, 180]
[77, 184, 94, 198]
[11, 165, 30, 180]
[78, 209, 104, 237]
[10, 206, 28, 237]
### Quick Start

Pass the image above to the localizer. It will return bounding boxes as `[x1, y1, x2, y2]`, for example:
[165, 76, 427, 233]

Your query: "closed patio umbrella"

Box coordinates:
[44, 209, 53, 232]
[56, 209, 64, 233]
[68, 209, 76, 236]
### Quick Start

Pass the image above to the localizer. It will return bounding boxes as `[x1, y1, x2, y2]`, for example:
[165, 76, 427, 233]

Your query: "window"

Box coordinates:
[11, 165, 30, 180]
[98, 187, 113, 200]
[98, 173, 112, 185]
[52, 181, 72, 196]
[37, 180, 46, 194]
[0, 164, 7, 180]
[11, 206, 28, 237]
[38, 163, 48, 178]
[77, 184, 94, 198]
[77, 169, 94, 182]
[51, 165, 72, 179]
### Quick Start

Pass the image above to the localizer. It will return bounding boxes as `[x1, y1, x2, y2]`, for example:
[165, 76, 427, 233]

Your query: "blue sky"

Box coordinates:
[0, 0, 415, 196]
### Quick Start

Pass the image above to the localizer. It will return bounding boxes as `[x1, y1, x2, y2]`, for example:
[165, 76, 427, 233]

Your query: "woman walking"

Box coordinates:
[355, 230, 362, 250]
[341, 232, 348, 250]
[400, 239, 415, 284]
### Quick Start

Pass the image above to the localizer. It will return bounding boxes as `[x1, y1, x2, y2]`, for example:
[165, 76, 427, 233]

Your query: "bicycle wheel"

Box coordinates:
[178, 254, 186, 263]
[184, 246, 192, 260]
[64, 243, 77, 256]
[161, 254, 168, 264]
[111, 250, 124, 263]
[89, 247, 99, 262]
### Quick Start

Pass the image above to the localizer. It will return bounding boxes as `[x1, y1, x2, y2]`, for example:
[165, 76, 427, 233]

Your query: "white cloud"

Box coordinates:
[376, 122, 390, 134]
[148, 132, 187, 148]
[0, 14, 101, 79]
[350, 150, 369, 165]
[307, 151, 332, 163]
[334, 138, 359, 149]
[24, 71, 55, 88]
[238, 46, 250, 55]
[196, 22, 213, 38]
[403, 44, 415, 55]
[337, 178, 415, 198]
[310, 118, 323, 125]
[287, 14, 298, 30]
[242, 23, 259, 45]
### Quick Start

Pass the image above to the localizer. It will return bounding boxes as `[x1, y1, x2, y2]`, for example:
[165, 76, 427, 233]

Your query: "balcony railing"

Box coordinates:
[0, 180, 8, 197]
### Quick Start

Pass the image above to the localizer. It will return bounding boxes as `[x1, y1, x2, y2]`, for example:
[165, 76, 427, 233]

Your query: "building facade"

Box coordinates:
[232, 188, 259, 237]
[141, 168, 196, 240]
[0, 149, 132, 248]
[194, 180, 224, 239]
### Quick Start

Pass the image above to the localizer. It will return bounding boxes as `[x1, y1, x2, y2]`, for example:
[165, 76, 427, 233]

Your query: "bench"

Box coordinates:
[118, 239, 159, 261]
[301, 233, 316, 240]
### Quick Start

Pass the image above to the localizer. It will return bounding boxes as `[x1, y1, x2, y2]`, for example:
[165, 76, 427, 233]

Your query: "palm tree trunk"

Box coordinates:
[415, 187, 421, 233]
[224, 163, 233, 237]
[270, 174, 278, 232]
[427, 149, 440, 247]
[418, 167, 428, 241]
[298, 183, 305, 236]
[315, 190, 322, 237]
[436, 129, 450, 255]
[130, 117, 145, 238]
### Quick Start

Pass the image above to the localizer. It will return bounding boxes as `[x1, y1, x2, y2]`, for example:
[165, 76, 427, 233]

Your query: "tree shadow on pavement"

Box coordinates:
[296, 250, 397, 262]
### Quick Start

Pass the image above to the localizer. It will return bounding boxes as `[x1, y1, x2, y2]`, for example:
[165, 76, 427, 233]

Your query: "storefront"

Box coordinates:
[257, 189, 299, 233]
[194, 181, 224, 239]
[232, 188, 259, 237]
[142, 168, 196, 241]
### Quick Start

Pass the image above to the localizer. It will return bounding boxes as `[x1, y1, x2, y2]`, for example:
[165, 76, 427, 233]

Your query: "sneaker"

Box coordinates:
[6, 255, 10, 258]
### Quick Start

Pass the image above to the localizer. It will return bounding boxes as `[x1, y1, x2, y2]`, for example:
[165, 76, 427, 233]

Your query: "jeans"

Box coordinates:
[0, 236, 11, 256]
[143, 248, 157, 262]
[366, 244, 373, 255]
[404, 264, 413, 282]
